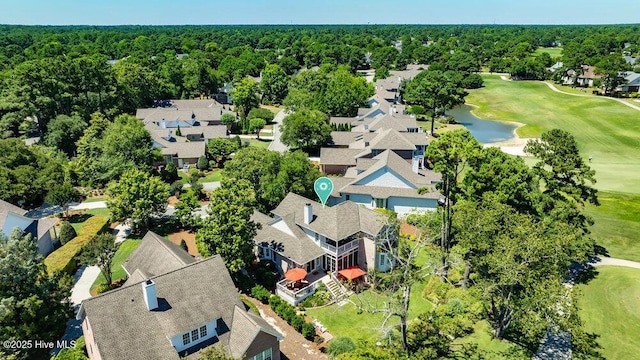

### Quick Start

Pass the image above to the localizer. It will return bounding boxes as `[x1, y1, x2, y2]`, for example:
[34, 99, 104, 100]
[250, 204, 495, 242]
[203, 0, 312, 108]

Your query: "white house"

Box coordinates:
[0, 199, 57, 256]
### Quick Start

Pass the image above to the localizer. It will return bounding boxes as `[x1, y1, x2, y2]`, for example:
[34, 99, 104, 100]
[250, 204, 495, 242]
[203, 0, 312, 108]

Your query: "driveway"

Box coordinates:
[268, 110, 289, 153]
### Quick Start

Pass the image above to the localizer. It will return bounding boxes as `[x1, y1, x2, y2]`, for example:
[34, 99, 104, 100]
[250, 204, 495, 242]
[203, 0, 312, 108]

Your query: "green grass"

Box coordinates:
[576, 266, 640, 360]
[455, 321, 530, 359]
[247, 138, 272, 148]
[585, 192, 640, 262]
[68, 208, 111, 233]
[84, 196, 108, 203]
[198, 169, 222, 183]
[533, 47, 563, 59]
[467, 75, 640, 195]
[90, 239, 141, 293]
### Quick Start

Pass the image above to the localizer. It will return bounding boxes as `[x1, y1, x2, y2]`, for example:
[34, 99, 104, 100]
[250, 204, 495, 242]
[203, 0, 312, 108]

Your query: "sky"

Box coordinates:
[1, 0, 639, 26]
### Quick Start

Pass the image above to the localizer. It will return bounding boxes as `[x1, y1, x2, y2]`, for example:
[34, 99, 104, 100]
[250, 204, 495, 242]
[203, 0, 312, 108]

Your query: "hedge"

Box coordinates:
[44, 215, 110, 275]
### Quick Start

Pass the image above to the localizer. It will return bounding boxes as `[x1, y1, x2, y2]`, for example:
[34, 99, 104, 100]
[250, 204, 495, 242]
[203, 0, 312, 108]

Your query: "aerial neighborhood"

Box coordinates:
[1, 12, 640, 360]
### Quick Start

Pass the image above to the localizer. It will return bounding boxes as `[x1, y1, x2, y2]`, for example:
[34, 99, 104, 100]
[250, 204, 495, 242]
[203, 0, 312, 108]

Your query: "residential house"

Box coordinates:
[620, 71, 640, 93]
[547, 61, 564, 72]
[327, 150, 441, 216]
[77, 248, 282, 360]
[252, 193, 397, 305]
[575, 65, 601, 87]
[0, 199, 57, 256]
[136, 100, 232, 168]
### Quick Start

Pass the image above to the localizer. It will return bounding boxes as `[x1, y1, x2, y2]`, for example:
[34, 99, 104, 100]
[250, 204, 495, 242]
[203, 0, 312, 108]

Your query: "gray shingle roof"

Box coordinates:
[81, 256, 244, 360]
[252, 211, 325, 265]
[122, 231, 195, 277]
[0, 199, 28, 232]
[319, 148, 363, 165]
[272, 193, 386, 239]
[228, 306, 282, 359]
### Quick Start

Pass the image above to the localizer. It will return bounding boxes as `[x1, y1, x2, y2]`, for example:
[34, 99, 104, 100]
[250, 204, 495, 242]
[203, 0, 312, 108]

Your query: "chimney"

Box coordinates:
[412, 156, 419, 174]
[304, 203, 313, 225]
[142, 279, 158, 311]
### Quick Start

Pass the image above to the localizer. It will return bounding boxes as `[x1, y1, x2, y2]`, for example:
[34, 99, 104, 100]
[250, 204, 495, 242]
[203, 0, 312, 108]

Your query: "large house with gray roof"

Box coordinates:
[252, 193, 397, 305]
[327, 150, 441, 216]
[77, 248, 282, 360]
[136, 100, 233, 168]
[0, 199, 57, 256]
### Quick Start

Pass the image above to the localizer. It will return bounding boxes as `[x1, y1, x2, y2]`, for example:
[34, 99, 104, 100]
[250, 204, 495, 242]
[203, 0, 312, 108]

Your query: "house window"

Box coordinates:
[191, 329, 199, 341]
[200, 325, 207, 338]
[182, 333, 190, 346]
[345, 194, 350, 201]
[250, 348, 273, 360]
[374, 198, 385, 208]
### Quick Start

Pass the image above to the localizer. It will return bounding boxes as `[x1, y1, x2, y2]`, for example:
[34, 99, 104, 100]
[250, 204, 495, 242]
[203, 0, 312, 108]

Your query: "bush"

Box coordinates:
[326, 337, 356, 357]
[58, 222, 77, 245]
[197, 155, 209, 170]
[291, 315, 305, 332]
[44, 215, 110, 275]
[169, 180, 183, 196]
[251, 285, 271, 304]
[247, 107, 275, 122]
[161, 162, 180, 183]
[302, 322, 316, 340]
[233, 272, 256, 293]
[268, 295, 282, 308]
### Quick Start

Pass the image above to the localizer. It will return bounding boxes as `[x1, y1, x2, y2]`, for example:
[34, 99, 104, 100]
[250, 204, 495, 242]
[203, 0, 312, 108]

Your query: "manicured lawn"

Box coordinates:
[67, 208, 111, 233]
[585, 191, 640, 262]
[455, 321, 530, 359]
[90, 239, 141, 293]
[533, 47, 563, 59]
[467, 75, 640, 195]
[198, 169, 222, 183]
[247, 138, 272, 148]
[576, 266, 640, 360]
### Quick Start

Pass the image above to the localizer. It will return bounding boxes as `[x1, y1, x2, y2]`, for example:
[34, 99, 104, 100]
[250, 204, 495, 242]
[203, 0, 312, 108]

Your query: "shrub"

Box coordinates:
[291, 315, 305, 332]
[302, 322, 316, 341]
[58, 221, 77, 245]
[197, 155, 209, 170]
[169, 180, 183, 196]
[268, 295, 282, 308]
[233, 272, 256, 293]
[247, 107, 275, 122]
[251, 285, 271, 304]
[44, 215, 110, 275]
[326, 337, 356, 357]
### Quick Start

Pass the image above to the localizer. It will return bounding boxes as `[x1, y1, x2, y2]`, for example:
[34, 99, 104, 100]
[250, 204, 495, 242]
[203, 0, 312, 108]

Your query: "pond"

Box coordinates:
[447, 104, 518, 144]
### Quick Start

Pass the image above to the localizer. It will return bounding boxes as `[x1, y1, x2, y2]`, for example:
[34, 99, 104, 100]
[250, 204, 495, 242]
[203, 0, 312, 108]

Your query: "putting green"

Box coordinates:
[467, 75, 640, 194]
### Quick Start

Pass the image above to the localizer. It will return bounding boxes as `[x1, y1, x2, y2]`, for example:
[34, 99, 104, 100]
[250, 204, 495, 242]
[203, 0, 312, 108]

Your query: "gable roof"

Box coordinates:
[0, 199, 28, 233]
[81, 256, 245, 360]
[0, 199, 57, 242]
[272, 193, 386, 240]
[251, 211, 325, 265]
[122, 231, 195, 277]
[228, 306, 283, 359]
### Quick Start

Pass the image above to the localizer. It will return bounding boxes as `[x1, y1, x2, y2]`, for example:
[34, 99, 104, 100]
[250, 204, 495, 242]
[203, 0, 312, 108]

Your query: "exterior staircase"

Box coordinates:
[325, 276, 348, 300]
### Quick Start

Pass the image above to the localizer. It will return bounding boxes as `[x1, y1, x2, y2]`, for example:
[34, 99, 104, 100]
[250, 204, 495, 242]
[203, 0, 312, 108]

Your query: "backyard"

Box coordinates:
[89, 239, 141, 295]
[576, 266, 640, 359]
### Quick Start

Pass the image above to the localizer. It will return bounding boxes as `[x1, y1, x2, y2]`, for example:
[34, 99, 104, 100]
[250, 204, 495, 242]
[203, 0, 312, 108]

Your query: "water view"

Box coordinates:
[448, 104, 518, 144]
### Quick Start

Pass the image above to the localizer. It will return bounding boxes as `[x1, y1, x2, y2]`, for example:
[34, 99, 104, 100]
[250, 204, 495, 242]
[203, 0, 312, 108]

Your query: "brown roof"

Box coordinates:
[81, 256, 245, 360]
[272, 193, 386, 240]
[122, 231, 195, 277]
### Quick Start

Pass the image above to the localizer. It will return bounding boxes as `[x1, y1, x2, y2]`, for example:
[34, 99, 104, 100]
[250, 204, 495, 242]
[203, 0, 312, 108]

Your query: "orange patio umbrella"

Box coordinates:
[284, 268, 307, 281]
[338, 266, 366, 280]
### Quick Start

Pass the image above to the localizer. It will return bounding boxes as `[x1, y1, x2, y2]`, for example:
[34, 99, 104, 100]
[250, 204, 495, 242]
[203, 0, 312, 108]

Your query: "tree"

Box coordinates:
[524, 129, 598, 233]
[78, 234, 119, 289]
[43, 114, 87, 158]
[45, 182, 81, 217]
[196, 178, 259, 273]
[403, 70, 468, 135]
[374, 65, 391, 81]
[426, 129, 481, 280]
[247, 107, 275, 122]
[206, 138, 239, 168]
[260, 63, 289, 104]
[230, 77, 260, 131]
[280, 109, 331, 151]
[58, 221, 78, 245]
[0, 229, 72, 360]
[174, 189, 201, 229]
[220, 113, 236, 130]
[197, 155, 209, 170]
[249, 118, 266, 139]
[106, 169, 169, 231]
[326, 337, 356, 358]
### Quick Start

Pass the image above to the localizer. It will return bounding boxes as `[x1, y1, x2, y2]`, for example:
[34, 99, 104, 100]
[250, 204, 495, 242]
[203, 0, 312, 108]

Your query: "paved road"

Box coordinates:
[268, 109, 289, 153]
[593, 256, 640, 269]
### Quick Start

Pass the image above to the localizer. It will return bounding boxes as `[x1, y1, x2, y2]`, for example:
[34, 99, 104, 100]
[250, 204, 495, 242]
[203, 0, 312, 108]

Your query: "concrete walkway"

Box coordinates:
[70, 265, 101, 309]
[68, 201, 107, 210]
[182, 181, 220, 192]
[268, 110, 289, 153]
[592, 256, 640, 269]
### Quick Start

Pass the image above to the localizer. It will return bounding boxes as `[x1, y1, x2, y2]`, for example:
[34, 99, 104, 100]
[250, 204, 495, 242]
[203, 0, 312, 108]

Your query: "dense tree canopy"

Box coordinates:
[280, 109, 332, 151]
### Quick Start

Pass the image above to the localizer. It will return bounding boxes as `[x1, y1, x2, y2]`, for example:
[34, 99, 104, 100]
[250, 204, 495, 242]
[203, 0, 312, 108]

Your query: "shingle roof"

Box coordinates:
[81, 256, 244, 360]
[319, 148, 363, 166]
[122, 231, 195, 277]
[272, 193, 386, 239]
[329, 131, 363, 146]
[369, 128, 419, 150]
[0, 199, 28, 231]
[252, 211, 325, 265]
[228, 306, 282, 359]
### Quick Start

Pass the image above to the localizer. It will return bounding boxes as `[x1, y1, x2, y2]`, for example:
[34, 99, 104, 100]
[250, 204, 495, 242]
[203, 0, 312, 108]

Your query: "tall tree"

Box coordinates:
[196, 178, 259, 273]
[249, 118, 267, 139]
[426, 129, 481, 280]
[78, 234, 119, 289]
[106, 169, 169, 231]
[280, 109, 331, 151]
[0, 229, 72, 360]
[404, 70, 468, 135]
[230, 77, 260, 131]
[43, 114, 87, 158]
[206, 138, 239, 168]
[260, 63, 289, 104]
[45, 181, 81, 217]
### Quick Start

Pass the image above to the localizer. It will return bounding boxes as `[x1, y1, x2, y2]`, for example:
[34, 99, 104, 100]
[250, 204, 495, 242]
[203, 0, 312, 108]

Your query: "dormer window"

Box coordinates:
[182, 333, 190, 346]
[191, 329, 199, 342]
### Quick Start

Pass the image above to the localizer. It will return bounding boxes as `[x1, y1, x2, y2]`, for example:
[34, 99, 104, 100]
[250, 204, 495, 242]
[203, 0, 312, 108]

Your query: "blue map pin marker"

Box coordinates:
[314, 177, 334, 207]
